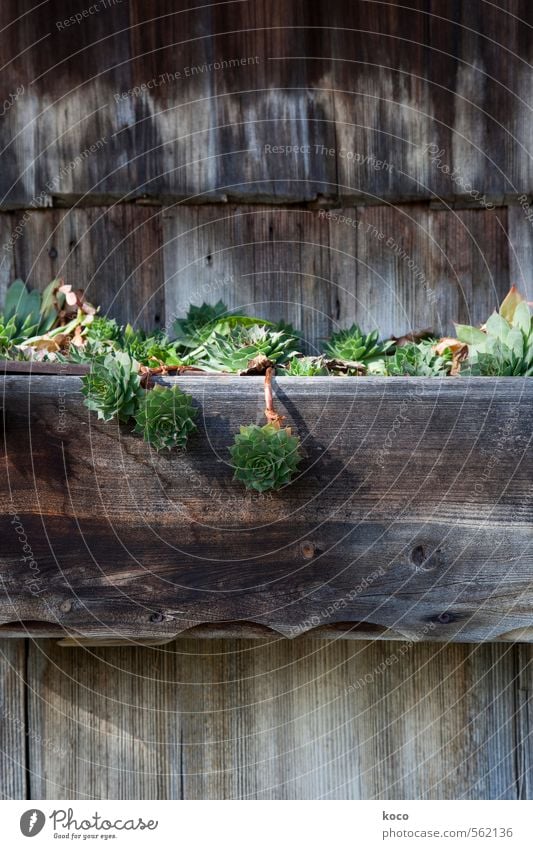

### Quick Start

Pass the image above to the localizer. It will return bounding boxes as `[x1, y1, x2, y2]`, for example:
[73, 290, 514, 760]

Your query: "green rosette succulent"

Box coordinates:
[281, 355, 329, 376]
[380, 340, 452, 377]
[134, 385, 197, 451]
[173, 300, 230, 350]
[324, 324, 391, 364]
[199, 325, 300, 373]
[230, 422, 302, 492]
[82, 351, 143, 422]
[122, 324, 182, 367]
[0, 315, 30, 355]
[85, 315, 122, 345]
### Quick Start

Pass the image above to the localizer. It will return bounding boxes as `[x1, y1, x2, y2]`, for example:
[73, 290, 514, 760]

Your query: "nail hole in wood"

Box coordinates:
[411, 545, 426, 568]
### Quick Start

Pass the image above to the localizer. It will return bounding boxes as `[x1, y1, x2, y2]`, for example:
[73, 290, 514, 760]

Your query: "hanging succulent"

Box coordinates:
[323, 324, 392, 366]
[230, 367, 302, 492]
[133, 384, 198, 450]
[455, 287, 533, 376]
[198, 324, 301, 373]
[82, 351, 143, 422]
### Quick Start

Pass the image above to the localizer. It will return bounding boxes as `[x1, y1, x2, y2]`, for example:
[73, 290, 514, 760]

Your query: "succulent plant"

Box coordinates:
[198, 324, 300, 372]
[85, 315, 122, 345]
[0, 315, 31, 355]
[456, 287, 533, 376]
[121, 324, 182, 368]
[173, 300, 231, 350]
[0, 279, 58, 353]
[323, 324, 392, 364]
[230, 422, 302, 492]
[379, 340, 453, 377]
[134, 384, 197, 450]
[82, 352, 143, 422]
[280, 355, 329, 376]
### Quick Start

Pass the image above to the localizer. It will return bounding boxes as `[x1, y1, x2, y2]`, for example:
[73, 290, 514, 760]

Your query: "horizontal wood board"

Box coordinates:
[1, 374, 531, 642]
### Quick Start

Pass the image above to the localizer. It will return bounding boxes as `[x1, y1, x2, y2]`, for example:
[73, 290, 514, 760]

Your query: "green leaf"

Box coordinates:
[4, 279, 40, 324]
[485, 312, 510, 342]
[454, 324, 487, 348]
[511, 301, 531, 334]
[507, 328, 524, 358]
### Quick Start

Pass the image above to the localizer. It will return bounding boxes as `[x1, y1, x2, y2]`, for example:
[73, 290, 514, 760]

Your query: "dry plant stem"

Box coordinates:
[264, 367, 285, 426]
[139, 363, 205, 389]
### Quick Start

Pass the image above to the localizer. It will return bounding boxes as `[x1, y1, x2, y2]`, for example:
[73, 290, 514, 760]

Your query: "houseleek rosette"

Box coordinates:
[134, 384, 197, 450]
[81, 351, 143, 422]
[229, 367, 302, 492]
[230, 422, 302, 492]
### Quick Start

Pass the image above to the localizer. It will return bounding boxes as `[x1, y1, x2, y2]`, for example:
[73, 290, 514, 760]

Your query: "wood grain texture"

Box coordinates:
[1, 374, 531, 642]
[24, 637, 531, 799]
[163, 203, 512, 341]
[0, 1, 531, 207]
[0, 201, 515, 343]
[508, 204, 533, 302]
[0, 640, 27, 799]
[10, 205, 165, 331]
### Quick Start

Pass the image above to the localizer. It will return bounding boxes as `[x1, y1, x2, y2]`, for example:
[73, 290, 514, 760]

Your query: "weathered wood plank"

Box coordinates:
[10, 206, 165, 330]
[508, 204, 533, 302]
[328, 0, 533, 204]
[328, 205, 511, 338]
[0, 214, 15, 304]
[26, 640, 174, 798]
[0, 640, 27, 799]
[1, 374, 531, 642]
[515, 644, 533, 799]
[0, 201, 514, 344]
[163, 205, 334, 346]
[25, 637, 527, 799]
[1, 1, 531, 207]
[163, 204, 512, 342]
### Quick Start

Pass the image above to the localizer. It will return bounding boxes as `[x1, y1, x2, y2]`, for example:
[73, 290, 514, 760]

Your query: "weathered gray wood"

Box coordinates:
[10, 206, 165, 330]
[0, 215, 14, 304]
[0, 640, 27, 798]
[163, 204, 512, 342]
[508, 204, 533, 302]
[25, 637, 529, 799]
[26, 639, 173, 799]
[1, 1, 531, 207]
[319, 204, 511, 337]
[163, 205, 334, 346]
[1, 202, 514, 343]
[1, 373, 531, 642]
[515, 644, 533, 799]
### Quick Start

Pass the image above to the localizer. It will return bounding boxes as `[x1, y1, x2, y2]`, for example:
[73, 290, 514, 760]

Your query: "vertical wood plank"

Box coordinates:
[26, 641, 179, 799]
[329, 205, 510, 338]
[0, 214, 15, 304]
[165, 204, 511, 345]
[0, 640, 27, 799]
[11, 206, 165, 329]
[26, 638, 527, 800]
[508, 204, 533, 301]
[163, 205, 334, 349]
[515, 644, 533, 799]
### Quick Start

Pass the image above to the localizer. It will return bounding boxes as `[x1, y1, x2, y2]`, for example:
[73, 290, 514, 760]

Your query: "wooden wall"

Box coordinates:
[1, 0, 532, 799]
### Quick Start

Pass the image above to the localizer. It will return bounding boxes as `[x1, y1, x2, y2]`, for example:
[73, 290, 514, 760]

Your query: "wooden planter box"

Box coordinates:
[1, 365, 532, 644]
